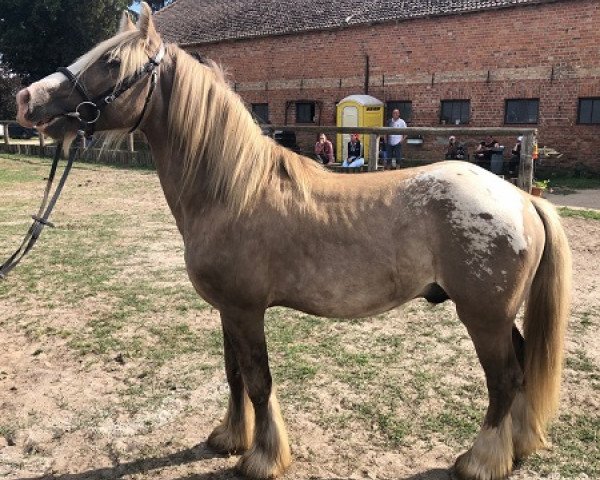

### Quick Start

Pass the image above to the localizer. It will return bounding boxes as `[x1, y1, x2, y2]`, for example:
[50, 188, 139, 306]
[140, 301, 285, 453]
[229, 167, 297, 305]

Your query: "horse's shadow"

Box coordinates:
[15, 442, 454, 480]
[16, 442, 237, 480]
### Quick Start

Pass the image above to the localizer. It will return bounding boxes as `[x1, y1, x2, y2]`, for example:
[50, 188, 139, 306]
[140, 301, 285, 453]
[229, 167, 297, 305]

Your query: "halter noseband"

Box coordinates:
[57, 42, 165, 137]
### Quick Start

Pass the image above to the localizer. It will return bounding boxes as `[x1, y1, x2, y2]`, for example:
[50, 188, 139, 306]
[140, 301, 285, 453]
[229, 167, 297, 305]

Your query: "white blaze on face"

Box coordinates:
[406, 165, 528, 277]
[28, 72, 66, 106]
[28, 52, 92, 106]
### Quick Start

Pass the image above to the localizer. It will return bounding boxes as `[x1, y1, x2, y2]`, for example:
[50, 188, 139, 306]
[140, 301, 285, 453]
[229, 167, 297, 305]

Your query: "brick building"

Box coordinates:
[155, 0, 600, 171]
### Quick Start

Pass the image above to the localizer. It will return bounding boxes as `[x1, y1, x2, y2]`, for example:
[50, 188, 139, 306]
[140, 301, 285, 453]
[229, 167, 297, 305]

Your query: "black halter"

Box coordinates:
[57, 42, 165, 137]
[0, 43, 166, 280]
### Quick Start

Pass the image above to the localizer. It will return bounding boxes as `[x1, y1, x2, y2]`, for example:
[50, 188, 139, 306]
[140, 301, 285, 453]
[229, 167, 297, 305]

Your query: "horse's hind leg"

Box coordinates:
[509, 325, 545, 459]
[454, 312, 523, 480]
[207, 327, 254, 454]
[220, 307, 291, 479]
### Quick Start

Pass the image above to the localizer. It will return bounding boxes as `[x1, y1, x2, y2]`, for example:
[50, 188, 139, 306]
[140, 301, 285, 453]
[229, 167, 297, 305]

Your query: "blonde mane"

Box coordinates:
[75, 30, 155, 86]
[78, 29, 319, 214]
[166, 45, 319, 214]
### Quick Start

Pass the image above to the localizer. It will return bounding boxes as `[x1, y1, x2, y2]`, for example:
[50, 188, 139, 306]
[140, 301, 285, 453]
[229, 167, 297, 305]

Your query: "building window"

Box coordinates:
[505, 99, 539, 124]
[577, 98, 600, 124]
[251, 103, 269, 124]
[296, 102, 316, 124]
[440, 100, 470, 125]
[386, 101, 412, 122]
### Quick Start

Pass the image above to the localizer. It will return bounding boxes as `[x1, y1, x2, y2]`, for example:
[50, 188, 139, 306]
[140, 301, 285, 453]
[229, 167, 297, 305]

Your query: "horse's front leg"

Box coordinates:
[207, 324, 254, 454]
[217, 307, 291, 479]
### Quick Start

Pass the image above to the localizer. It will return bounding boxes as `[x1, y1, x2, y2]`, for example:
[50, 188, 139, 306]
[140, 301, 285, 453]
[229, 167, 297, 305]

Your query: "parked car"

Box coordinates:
[0, 124, 38, 139]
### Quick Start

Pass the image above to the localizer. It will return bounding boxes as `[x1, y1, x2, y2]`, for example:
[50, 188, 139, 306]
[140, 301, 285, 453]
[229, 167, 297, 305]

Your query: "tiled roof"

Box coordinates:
[154, 0, 564, 45]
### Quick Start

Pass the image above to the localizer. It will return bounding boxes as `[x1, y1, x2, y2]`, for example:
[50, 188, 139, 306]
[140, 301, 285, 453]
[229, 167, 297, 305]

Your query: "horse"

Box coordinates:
[15, 4, 571, 479]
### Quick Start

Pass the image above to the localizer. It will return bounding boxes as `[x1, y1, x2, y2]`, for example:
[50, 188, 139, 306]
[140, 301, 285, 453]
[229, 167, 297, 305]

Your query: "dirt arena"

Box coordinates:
[0, 155, 598, 479]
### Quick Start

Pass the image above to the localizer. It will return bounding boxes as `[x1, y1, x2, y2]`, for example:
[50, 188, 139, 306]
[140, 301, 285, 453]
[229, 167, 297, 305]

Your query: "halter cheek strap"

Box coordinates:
[58, 42, 165, 137]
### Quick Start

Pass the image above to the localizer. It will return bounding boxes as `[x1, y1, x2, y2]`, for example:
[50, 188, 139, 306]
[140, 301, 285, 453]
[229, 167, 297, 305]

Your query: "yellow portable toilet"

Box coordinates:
[336, 95, 384, 164]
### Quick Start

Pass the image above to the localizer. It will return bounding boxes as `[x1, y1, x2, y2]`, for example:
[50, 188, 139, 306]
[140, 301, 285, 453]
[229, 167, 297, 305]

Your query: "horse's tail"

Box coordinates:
[522, 197, 571, 446]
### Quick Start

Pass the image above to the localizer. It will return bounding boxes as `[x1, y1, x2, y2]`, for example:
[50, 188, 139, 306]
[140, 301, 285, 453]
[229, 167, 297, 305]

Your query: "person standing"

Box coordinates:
[314, 133, 334, 164]
[386, 108, 407, 169]
[445, 135, 458, 159]
[508, 136, 522, 175]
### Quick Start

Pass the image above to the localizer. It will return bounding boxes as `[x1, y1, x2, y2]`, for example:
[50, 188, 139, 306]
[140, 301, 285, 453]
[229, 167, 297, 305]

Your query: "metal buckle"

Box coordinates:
[31, 215, 55, 228]
[75, 101, 101, 124]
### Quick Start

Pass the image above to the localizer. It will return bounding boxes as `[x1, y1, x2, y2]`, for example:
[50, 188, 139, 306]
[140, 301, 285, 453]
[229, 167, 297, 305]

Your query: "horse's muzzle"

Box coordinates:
[16, 88, 35, 128]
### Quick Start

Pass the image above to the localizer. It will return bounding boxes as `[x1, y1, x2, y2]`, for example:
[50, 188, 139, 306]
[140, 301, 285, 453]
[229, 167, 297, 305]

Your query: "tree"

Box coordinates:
[0, 64, 20, 119]
[0, 0, 130, 82]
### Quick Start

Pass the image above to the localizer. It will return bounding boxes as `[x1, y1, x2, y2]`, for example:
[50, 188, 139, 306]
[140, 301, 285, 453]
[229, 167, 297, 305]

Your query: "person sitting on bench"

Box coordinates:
[315, 133, 334, 165]
[343, 133, 365, 168]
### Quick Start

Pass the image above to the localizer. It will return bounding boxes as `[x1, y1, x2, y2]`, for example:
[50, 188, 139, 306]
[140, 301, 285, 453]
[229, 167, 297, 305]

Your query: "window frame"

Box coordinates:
[251, 103, 269, 124]
[440, 100, 470, 125]
[504, 98, 540, 125]
[295, 101, 316, 124]
[385, 101, 412, 123]
[577, 97, 600, 125]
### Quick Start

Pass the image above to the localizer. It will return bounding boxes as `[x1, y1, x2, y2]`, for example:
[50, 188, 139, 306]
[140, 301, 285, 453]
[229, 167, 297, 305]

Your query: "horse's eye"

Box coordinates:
[106, 57, 121, 67]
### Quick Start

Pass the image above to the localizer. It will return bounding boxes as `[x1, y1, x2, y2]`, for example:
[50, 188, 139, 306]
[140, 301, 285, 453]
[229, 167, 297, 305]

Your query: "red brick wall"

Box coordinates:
[185, 0, 600, 171]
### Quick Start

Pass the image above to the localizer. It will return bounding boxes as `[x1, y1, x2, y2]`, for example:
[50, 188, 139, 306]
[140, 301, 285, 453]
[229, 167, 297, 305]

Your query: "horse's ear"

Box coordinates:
[138, 2, 159, 41]
[119, 11, 136, 33]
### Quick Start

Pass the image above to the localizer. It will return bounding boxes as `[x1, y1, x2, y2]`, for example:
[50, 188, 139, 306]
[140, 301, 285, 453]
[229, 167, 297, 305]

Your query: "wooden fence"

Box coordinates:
[265, 125, 537, 192]
[0, 120, 152, 167]
[1, 119, 536, 191]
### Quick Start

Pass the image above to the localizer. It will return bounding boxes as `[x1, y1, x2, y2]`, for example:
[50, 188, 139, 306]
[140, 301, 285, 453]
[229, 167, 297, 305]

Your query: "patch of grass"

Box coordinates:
[421, 403, 481, 446]
[0, 151, 155, 174]
[525, 413, 600, 478]
[571, 309, 596, 333]
[0, 423, 17, 444]
[145, 323, 205, 362]
[558, 207, 600, 221]
[549, 175, 600, 190]
[0, 167, 45, 184]
[353, 402, 411, 447]
[566, 349, 595, 373]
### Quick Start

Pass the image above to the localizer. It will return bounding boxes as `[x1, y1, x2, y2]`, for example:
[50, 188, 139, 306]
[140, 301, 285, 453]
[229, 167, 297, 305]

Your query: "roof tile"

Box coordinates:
[154, 0, 564, 45]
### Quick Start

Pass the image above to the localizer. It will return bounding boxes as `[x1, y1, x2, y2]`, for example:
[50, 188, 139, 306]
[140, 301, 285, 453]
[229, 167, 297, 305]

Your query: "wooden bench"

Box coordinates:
[325, 163, 372, 173]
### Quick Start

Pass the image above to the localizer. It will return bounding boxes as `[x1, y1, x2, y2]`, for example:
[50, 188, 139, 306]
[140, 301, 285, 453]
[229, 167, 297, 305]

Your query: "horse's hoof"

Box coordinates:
[236, 444, 291, 479]
[454, 449, 512, 480]
[207, 422, 251, 455]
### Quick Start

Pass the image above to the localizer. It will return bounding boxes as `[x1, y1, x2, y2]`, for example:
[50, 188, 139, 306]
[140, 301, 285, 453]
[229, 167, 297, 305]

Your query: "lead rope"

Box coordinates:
[0, 44, 166, 279]
[0, 132, 81, 279]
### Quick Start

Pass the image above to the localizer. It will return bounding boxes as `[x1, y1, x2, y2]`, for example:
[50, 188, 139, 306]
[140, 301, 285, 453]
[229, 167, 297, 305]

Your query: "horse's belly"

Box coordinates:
[275, 257, 434, 319]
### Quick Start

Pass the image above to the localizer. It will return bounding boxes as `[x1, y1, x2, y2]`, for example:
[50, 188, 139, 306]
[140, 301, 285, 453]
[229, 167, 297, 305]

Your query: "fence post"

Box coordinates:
[128, 133, 135, 152]
[518, 133, 534, 192]
[3, 123, 10, 145]
[79, 134, 86, 160]
[38, 132, 46, 156]
[368, 134, 378, 172]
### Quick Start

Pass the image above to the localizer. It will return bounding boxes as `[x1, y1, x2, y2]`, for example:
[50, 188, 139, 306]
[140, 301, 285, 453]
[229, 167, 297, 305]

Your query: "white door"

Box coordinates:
[342, 106, 358, 161]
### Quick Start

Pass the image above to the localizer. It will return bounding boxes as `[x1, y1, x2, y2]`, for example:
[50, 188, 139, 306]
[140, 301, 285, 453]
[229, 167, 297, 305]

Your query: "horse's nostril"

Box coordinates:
[16, 88, 35, 127]
[16, 88, 31, 107]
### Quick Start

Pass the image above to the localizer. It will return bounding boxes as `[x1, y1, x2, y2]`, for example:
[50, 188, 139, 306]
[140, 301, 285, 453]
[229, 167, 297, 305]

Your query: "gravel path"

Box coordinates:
[546, 188, 600, 210]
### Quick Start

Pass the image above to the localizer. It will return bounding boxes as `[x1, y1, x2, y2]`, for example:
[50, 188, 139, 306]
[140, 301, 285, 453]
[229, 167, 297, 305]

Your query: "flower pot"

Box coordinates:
[531, 186, 544, 197]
